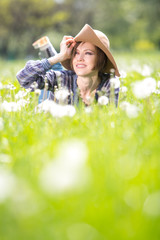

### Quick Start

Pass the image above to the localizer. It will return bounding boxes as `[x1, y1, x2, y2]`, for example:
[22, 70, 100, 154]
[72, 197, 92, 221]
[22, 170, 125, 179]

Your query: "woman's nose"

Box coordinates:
[77, 53, 84, 61]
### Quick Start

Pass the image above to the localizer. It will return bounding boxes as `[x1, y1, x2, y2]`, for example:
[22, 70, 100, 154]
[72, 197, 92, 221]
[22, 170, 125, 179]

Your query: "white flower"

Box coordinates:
[132, 77, 156, 99]
[35, 99, 57, 113]
[15, 90, 27, 99]
[120, 70, 127, 78]
[1, 101, 21, 112]
[126, 104, 140, 118]
[85, 106, 93, 114]
[35, 99, 76, 118]
[98, 96, 109, 105]
[39, 139, 89, 194]
[120, 86, 128, 93]
[35, 89, 41, 95]
[119, 101, 131, 111]
[120, 101, 140, 118]
[141, 64, 153, 77]
[110, 77, 120, 89]
[55, 88, 69, 102]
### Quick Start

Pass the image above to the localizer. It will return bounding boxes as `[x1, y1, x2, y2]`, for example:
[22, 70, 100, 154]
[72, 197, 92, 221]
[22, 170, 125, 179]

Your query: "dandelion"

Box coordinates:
[85, 106, 93, 114]
[98, 95, 109, 105]
[55, 88, 69, 103]
[17, 99, 29, 108]
[120, 86, 128, 93]
[35, 99, 76, 118]
[1, 101, 21, 112]
[110, 77, 120, 89]
[120, 70, 127, 78]
[132, 77, 156, 99]
[39, 139, 89, 194]
[15, 90, 27, 99]
[141, 64, 153, 77]
[35, 99, 56, 113]
[35, 89, 41, 96]
[120, 101, 140, 118]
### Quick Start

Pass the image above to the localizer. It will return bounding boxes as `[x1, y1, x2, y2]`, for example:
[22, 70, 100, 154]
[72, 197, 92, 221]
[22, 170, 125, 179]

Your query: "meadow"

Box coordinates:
[0, 51, 160, 240]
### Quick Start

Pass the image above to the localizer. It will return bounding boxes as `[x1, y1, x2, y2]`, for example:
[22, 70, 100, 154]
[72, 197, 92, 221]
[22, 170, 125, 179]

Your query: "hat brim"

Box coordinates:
[61, 24, 120, 77]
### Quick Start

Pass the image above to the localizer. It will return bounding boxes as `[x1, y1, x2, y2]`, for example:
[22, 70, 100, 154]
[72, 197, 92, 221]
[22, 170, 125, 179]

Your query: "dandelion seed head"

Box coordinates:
[132, 77, 156, 99]
[1, 101, 21, 112]
[120, 86, 128, 93]
[141, 64, 153, 77]
[55, 88, 69, 102]
[120, 70, 127, 78]
[110, 77, 120, 89]
[85, 106, 93, 114]
[15, 90, 27, 99]
[98, 96, 109, 105]
[39, 139, 89, 194]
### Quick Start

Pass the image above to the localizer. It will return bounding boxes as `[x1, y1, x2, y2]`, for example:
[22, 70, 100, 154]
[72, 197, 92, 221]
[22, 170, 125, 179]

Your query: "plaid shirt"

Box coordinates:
[16, 59, 119, 106]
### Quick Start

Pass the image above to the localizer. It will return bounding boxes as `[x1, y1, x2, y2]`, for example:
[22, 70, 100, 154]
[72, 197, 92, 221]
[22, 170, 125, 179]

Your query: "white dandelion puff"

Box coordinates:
[120, 86, 128, 93]
[110, 77, 120, 89]
[39, 139, 89, 194]
[120, 101, 140, 118]
[98, 96, 109, 105]
[55, 88, 69, 102]
[132, 77, 156, 99]
[15, 90, 27, 99]
[120, 70, 127, 78]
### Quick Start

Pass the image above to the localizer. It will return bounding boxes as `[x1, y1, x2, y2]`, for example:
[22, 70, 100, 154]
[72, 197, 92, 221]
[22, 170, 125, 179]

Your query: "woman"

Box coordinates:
[17, 24, 120, 106]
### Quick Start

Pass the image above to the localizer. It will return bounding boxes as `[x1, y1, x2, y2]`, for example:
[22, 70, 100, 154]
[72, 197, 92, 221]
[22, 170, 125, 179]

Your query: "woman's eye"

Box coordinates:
[85, 52, 93, 55]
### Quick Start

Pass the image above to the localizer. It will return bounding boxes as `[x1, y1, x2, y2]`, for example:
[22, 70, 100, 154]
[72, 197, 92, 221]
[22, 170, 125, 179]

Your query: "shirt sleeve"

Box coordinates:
[16, 59, 57, 90]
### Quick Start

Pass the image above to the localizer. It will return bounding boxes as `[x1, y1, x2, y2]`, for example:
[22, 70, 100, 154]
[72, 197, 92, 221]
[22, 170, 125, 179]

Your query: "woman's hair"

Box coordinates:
[70, 42, 108, 73]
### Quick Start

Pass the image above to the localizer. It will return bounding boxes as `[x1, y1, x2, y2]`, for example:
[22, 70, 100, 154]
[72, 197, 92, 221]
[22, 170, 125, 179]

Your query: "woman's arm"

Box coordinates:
[16, 36, 76, 90]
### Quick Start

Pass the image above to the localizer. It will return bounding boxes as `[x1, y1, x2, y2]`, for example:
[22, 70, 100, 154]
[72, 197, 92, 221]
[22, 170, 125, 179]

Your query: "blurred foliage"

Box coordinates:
[0, 0, 160, 58]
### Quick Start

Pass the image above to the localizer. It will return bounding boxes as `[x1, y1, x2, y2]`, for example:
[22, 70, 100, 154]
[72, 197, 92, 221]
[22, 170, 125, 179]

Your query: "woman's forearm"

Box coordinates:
[16, 59, 51, 89]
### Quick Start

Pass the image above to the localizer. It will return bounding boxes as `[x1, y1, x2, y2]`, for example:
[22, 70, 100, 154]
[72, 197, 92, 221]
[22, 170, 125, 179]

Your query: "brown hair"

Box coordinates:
[70, 42, 108, 74]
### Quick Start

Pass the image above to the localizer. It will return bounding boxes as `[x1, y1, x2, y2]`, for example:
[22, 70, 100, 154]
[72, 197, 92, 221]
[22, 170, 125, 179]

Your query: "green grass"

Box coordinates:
[0, 52, 160, 240]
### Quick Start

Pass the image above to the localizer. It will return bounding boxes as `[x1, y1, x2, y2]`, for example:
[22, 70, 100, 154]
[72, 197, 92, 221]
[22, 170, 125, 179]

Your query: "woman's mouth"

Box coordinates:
[76, 64, 86, 68]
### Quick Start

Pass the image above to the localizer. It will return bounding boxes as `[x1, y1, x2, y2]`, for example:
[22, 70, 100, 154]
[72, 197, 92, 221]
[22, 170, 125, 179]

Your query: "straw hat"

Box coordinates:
[61, 24, 120, 77]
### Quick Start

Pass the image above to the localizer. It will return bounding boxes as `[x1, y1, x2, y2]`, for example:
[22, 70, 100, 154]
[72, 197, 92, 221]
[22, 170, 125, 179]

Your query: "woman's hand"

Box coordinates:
[48, 36, 76, 66]
[60, 36, 76, 61]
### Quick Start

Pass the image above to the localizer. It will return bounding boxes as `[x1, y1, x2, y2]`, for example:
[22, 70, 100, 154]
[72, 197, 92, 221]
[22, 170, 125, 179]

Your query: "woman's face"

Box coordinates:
[72, 42, 98, 77]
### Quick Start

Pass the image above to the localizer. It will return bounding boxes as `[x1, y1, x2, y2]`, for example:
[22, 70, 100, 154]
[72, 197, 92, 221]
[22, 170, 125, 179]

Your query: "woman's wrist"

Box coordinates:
[48, 53, 66, 66]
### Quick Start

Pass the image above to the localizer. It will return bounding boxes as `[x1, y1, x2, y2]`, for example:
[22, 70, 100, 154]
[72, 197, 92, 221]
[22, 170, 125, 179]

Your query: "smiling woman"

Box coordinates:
[16, 24, 120, 106]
